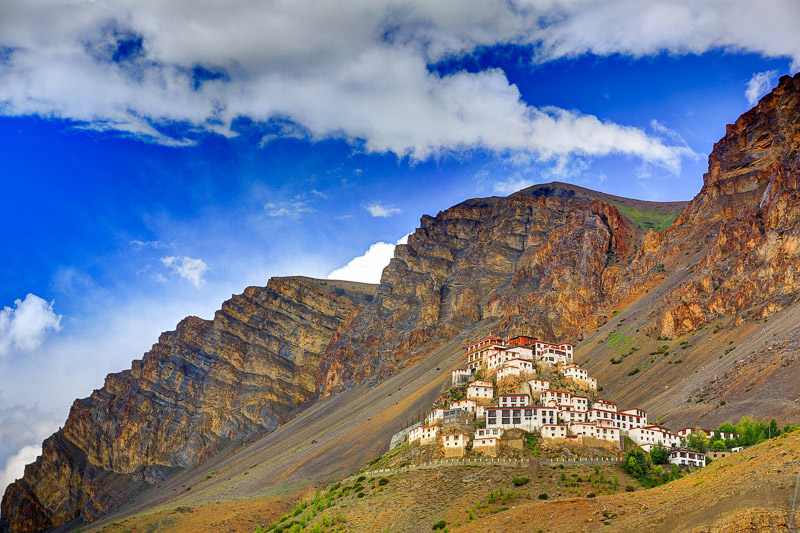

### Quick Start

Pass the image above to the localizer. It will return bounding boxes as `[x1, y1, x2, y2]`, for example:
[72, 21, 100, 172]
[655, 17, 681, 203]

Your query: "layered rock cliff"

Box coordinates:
[638, 73, 800, 337]
[318, 185, 676, 396]
[0, 277, 375, 532]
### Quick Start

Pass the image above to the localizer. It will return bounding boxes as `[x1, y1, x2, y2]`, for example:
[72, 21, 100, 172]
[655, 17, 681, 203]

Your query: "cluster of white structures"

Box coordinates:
[396, 336, 736, 468]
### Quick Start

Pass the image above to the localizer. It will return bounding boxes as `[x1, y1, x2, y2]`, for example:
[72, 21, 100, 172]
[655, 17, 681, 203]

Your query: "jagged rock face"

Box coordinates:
[318, 188, 654, 396]
[318, 74, 800, 398]
[643, 73, 800, 337]
[0, 277, 374, 532]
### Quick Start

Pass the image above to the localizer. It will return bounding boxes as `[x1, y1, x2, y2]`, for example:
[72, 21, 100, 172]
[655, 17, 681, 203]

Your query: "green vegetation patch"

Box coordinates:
[608, 200, 684, 232]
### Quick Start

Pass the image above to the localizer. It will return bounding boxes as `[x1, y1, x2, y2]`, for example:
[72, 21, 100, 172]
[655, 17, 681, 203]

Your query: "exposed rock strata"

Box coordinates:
[318, 186, 669, 396]
[0, 277, 374, 532]
[643, 73, 800, 337]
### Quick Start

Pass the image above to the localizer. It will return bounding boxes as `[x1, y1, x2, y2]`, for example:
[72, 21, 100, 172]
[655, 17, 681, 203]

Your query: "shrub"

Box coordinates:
[378, 477, 389, 486]
[356, 475, 366, 482]
[513, 476, 530, 486]
[623, 449, 648, 480]
[650, 443, 669, 465]
[628, 367, 640, 376]
[432, 519, 447, 530]
[538, 493, 548, 500]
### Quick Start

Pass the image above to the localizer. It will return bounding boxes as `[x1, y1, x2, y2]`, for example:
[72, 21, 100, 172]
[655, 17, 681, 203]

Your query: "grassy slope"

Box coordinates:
[88, 430, 800, 532]
[606, 200, 684, 232]
[462, 429, 800, 532]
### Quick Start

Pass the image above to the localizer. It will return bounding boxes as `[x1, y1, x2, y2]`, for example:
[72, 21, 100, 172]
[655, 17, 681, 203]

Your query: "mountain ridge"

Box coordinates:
[3, 72, 800, 532]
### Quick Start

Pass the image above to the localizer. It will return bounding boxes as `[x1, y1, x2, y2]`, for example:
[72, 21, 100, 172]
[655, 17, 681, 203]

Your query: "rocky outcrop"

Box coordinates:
[642, 73, 800, 337]
[0, 277, 375, 532]
[317, 185, 669, 396]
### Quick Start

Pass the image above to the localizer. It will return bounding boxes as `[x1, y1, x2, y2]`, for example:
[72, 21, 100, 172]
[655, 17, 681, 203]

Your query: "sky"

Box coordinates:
[1, 0, 798, 493]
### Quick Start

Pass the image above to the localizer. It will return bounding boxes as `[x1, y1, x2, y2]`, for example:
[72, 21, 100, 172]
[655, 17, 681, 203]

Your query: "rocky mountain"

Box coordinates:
[1, 277, 375, 532]
[639, 73, 800, 337]
[3, 72, 800, 532]
[318, 183, 676, 397]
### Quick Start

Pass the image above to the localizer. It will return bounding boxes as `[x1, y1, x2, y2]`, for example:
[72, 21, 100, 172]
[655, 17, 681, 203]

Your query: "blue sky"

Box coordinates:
[1, 0, 798, 491]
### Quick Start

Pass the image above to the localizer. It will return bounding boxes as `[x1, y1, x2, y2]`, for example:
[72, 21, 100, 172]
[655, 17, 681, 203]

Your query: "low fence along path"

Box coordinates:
[348, 455, 622, 480]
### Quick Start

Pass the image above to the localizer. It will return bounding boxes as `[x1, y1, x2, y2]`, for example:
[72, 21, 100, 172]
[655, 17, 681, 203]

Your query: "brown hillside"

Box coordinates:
[462, 429, 800, 532]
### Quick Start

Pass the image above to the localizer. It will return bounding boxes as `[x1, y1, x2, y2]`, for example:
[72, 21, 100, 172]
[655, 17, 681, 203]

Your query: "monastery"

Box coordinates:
[400, 335, 733, 467]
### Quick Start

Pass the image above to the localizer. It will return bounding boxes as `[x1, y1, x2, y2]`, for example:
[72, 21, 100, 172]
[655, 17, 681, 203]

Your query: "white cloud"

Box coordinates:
[745, 70, 779, 106]
[0, 294, 62, 356]
[493, 176, 536, 196]
[0, 445, 41, 494]
[364, 202, 402, 217]
[161, 256, 209, 288]
[328, 234, 410, 283]
[530, 3, 800, 68]
[2, 1, 788, 171]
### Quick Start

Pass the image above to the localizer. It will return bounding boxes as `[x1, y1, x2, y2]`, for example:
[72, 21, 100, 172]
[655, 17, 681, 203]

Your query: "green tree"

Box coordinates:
[683, 430, 709, 452]
[710, 439, 726, 451]
[650, 443, 669, 465]
[769, 419, 780, 439]
[623, 449, 648, 480]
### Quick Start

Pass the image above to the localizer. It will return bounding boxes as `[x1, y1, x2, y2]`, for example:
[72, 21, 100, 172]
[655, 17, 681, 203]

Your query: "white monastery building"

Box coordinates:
[466, 380, 494, 400]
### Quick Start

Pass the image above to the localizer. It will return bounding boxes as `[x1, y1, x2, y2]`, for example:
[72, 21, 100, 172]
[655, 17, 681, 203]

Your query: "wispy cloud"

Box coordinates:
[745, 70, 779, 106]
[264, 201, 316, 218]
[259, 122, 310, 147]
[364, 202, 401, 217]
[130, 239, 168, 249]
[0, 294, 62, 356]
[493, 176, 536, 196]
[161, 256, 209, 288]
